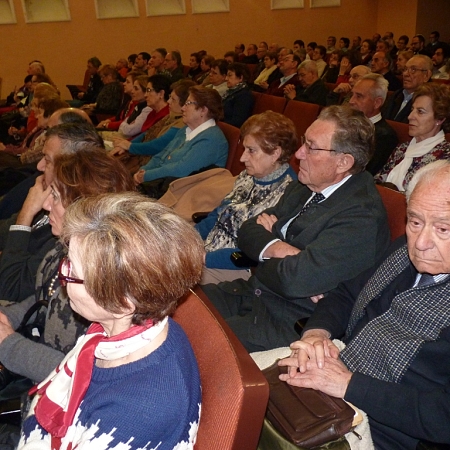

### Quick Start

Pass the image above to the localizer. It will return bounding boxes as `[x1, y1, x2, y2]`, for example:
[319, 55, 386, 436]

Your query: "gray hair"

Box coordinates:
[406, 160, 450, 202]
[45, 122, 104, 153]
[409, 54, 433, 71]
[318, 105, 374, 173]
[299, 60, 318, 75]
[359, 73, 389, 102]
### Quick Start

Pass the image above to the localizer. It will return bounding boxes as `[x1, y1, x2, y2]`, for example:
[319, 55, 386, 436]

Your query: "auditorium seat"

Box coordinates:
[251, 91, 287, 115]
[386, 119, 411, 145]
[430, 79, 450, 85]
[283, 100, 321, 139]
[376, 184, 407, 241]
[173, 287, 269, 450]
[246, 64, 258, 83]
[217, 121, 244, 176]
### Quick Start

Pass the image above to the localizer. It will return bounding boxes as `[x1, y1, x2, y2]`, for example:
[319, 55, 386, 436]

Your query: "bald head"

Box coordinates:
[48, 108, 92, 128]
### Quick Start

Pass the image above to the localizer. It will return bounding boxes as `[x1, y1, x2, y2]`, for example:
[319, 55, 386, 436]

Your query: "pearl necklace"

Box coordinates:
[47, 274, 58, 298]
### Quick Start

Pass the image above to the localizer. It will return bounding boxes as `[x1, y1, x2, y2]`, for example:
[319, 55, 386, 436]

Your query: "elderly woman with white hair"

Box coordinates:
[19, 192, 203, 449]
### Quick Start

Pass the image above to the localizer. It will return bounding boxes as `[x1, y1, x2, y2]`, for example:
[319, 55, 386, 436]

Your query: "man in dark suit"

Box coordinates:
[411, 34, 432, 56]
[243, 44, 259, 64]
[382, 55, 432, 123]
[285, 60, 328, 106]
[201, 106, 390, 352]
[266, 52, 301, 97]
[280, 160, 450, 449]
[349, 73, 398, 174]
[371, 51, 402, 91]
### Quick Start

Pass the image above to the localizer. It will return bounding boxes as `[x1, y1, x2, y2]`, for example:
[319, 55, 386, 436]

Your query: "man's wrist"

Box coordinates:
[302, 328, 331, 340]
[15, 210, 35, 227]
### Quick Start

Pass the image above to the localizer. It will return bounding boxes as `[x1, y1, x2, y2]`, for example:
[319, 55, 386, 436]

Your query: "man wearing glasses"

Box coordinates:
[266, 52, 302, 97]
[201, 106, 390, 352]
[383, 55, 432, 123]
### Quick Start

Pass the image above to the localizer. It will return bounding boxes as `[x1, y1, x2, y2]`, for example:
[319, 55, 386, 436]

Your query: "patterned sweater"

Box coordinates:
[0, 243, 89, 383]
[374, 139, 450, 191]
[196, 165, 296, 269]
[19, 319, 201, 450]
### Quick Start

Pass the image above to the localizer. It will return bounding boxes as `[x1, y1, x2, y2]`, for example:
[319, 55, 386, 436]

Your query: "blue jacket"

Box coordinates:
[141, 125, 228, 182]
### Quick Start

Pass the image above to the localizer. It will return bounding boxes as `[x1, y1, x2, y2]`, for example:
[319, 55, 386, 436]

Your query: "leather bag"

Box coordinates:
[263, 361, 354, 448]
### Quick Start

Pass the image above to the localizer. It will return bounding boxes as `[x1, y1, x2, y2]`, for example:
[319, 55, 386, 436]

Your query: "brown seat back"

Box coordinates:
[376, 184, 407, 241]
[218, 121, 244, 176]
[386, 119, 411, 145]
[283, 100, 321, 140]
[251, 91, 287, 115]
[173, 287, 269, 450]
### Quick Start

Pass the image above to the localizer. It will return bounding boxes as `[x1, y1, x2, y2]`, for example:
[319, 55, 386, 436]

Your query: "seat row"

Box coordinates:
[219, 92, 450, 177]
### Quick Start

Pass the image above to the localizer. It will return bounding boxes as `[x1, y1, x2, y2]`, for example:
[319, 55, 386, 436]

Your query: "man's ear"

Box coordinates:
[374, 96, 384, 111]
[336, 153, 355, 174]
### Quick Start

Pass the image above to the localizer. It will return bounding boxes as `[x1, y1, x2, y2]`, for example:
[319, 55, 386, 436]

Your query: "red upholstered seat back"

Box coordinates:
[376, 184, 407, 241]
[218, 121, 245, 176]
[251, 91, 287, 115]
[283, 100, 321, 140]
[172, 287, 269, 450]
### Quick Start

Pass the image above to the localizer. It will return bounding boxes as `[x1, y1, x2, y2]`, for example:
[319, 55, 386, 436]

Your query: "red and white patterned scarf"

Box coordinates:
[28, 317, 168, 445]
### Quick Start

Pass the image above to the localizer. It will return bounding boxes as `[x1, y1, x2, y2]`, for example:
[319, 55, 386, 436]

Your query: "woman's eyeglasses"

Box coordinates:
[58, 256, 84, 287]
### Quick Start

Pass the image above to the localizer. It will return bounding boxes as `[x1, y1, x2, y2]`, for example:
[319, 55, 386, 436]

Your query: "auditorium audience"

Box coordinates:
[164, 50, 185, 83]
[187, 52, 202, 80]
[148, 48, 169, 76]
[196, 111, 297, 284]
[111, 80, 195, 173]
[411, 34, 431, 56]
[312, 45, 327, 77]
[285, 60, 328, 106]
[348, 73, 398, 175]
[431, 44, 450, 79]
[0, 149, 134, 412]
[99, 74, 150, 144]
[383, 55, 433, 123]
[376, 83, 450, 191]
[370, 51, 402, 91]
[205, 59, 229, 97]
[84, 64, 123, 115]
[253, 52, 278, 88]
[18, 192, 202, 449]
[326, 64, 371, 106]
[135, 74, 171, 136]
[133, 86, 228, 185]
[360, 39, 376, 66]
[396, 35, 409, 52]
[97, 70, 144, 131]
[133, 52, 150, 72]
[75, 57, 102, 104]
[201, 106, 390, 351]
[222, 63, 254, 128]
[197, 54, 214, 85]
[266, 53, 301, 96]
[396, 50, 414, 73]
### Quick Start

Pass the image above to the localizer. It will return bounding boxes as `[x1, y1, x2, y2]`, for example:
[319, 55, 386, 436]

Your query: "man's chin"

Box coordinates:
[411, 258, 444, 276]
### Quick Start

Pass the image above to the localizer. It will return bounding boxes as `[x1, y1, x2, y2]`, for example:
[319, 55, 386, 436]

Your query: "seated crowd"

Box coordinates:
[0, 28, 450, 450]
